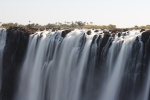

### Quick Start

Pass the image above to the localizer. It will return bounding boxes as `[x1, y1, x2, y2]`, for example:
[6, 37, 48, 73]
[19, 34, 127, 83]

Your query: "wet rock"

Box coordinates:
[97, 32, 111, 67]
[111, 33, 115, 38]
[61, 30, 72, 38]
[140, 29, 145, 32]
[122, 32, 126, 36]
[94, 30, 99, 32]
[87, 30, 92, 35]
[118, 33, 121, 37]
[1, 26, 30, 100]
[141, 30, 150, 44]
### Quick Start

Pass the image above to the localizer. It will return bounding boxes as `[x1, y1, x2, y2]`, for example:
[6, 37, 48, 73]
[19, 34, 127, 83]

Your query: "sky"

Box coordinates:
[0, 0, 150, 28]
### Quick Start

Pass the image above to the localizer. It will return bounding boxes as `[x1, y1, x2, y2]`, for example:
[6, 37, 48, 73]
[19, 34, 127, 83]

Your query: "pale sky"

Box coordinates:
[0, 0, 150, 28]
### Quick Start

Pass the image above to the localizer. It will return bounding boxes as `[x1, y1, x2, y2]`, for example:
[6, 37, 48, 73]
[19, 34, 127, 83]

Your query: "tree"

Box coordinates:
[134, 25, 139, 29]
[108, 24, 116, 29]
[2, 23, 17, 28]
[67, 22, 70, 25]
[71, 21, 77, 28]
[46, 23, 57, 28]
[76, 21, 85, 28]
[35, 23, 39, 27]
[90, 22, 93, 25]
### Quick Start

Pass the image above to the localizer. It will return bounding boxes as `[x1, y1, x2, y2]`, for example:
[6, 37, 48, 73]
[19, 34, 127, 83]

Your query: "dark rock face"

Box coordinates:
[1, 27, 30, 100]
[61, 30, 72, 38]
[141, 30, 150, 70]
[141, 30, 150, 44]
[140, 29, 145, 32]
[94, 30, 99, 32]
[118, 33, 121, 37]
[87, 30, 92, 35]
[98, 32, 111, 62]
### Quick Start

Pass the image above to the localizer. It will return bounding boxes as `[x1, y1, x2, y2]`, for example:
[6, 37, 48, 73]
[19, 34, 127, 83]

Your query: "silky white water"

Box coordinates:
[0, 29, 150, 100]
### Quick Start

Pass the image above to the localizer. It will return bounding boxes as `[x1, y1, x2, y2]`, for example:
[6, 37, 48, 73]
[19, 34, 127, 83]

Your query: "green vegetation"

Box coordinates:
[0, 21, 150, 30]
[132, 25, 150, 29]
[0, 21, 116, 29]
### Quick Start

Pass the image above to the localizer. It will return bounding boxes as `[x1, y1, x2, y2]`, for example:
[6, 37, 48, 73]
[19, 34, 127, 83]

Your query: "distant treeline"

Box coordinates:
[0, 21, 150, 30]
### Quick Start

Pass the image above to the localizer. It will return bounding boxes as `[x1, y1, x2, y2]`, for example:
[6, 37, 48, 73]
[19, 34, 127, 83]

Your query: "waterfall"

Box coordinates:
[0, 29, 6, 92]
[100, 36, 139, 100]
[0, 28, 150, 100]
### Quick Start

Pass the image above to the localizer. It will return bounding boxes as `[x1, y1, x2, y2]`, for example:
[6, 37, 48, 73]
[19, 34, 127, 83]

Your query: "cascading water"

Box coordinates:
[0, 28, 150, 100]
[0, 29, 6, 92]
[100, 36, 140, 100]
